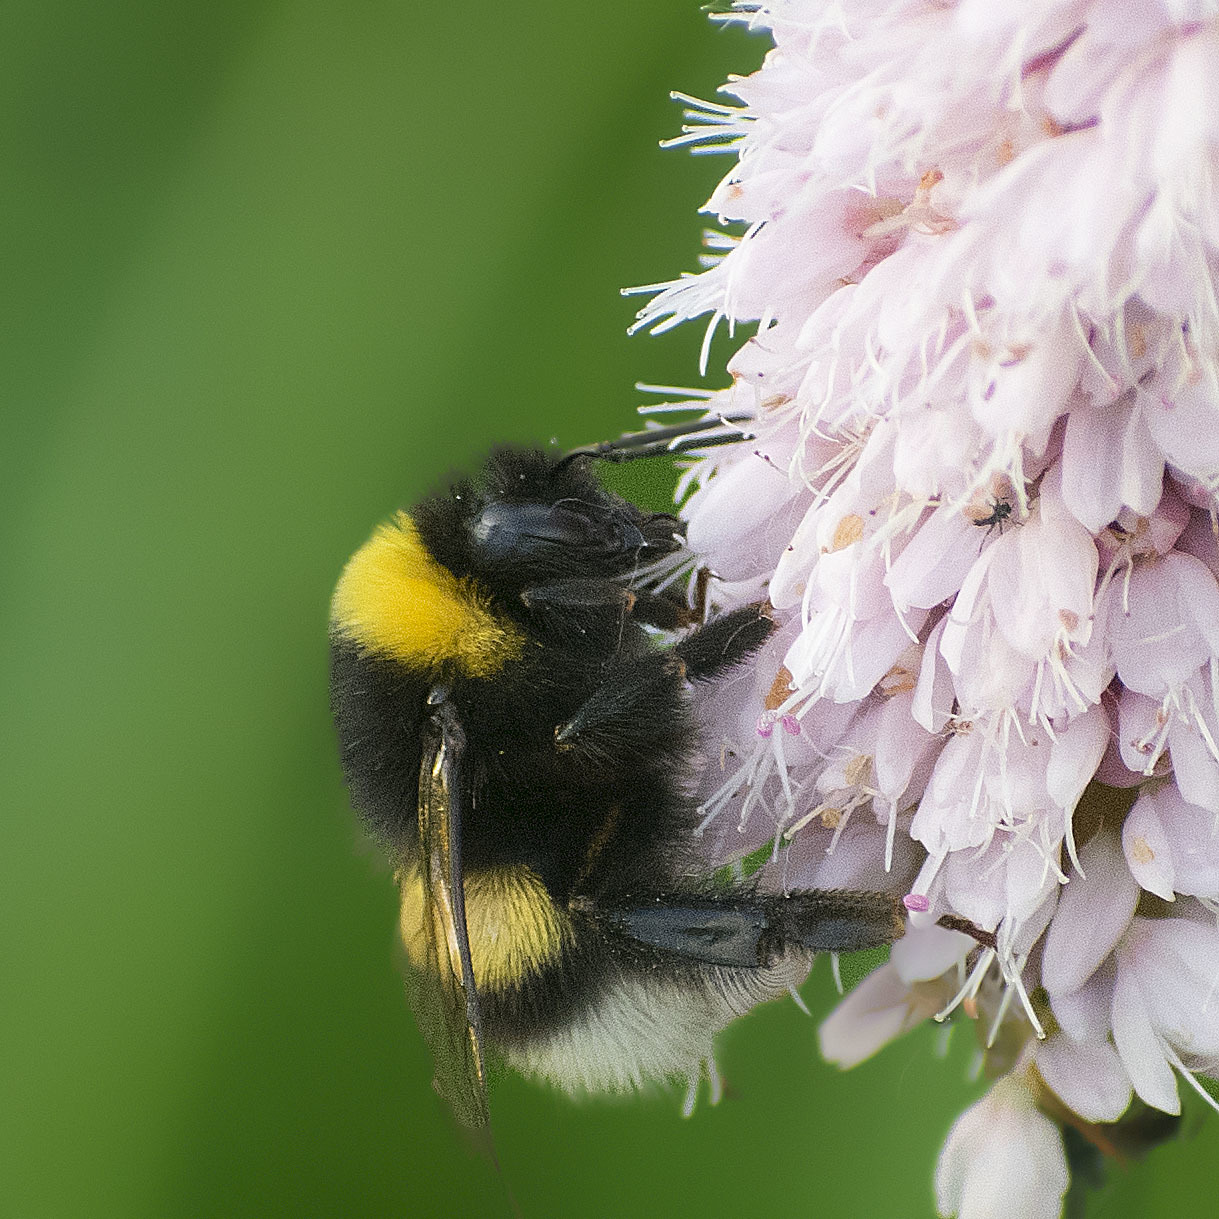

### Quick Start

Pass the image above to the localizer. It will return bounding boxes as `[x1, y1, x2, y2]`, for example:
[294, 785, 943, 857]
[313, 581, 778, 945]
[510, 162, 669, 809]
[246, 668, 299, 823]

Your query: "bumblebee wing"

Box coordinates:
[397, 695, 490, 1130]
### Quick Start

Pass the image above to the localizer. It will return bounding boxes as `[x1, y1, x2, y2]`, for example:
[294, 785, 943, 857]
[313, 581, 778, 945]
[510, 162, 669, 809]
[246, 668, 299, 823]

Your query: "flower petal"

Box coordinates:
[1123, 791, 1177, 900]
[1036, 1036, 1132, 1123]
[935, 1076, 1069, 1219]
[1042, 829, 1137, 995]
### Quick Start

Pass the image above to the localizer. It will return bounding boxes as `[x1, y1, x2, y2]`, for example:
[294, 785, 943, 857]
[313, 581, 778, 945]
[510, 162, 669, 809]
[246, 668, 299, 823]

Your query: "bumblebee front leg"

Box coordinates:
[515, 578, 636, 646]
[521, 578, 699, 632]
[554, 653, 687, 767]
[674, 603, 774, 681]
[553, 605, 776, 765]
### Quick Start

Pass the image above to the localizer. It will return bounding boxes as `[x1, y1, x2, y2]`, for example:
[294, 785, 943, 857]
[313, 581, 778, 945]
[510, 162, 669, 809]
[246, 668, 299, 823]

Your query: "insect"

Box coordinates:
[328, 436, 954, 1127]
[963, 475, 1021, 539]
[971, 496, 1013, 534]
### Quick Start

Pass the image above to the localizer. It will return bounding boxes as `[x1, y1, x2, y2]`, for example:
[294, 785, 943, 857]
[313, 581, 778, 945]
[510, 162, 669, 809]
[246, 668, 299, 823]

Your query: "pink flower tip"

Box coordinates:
[757, 710, 803, 738]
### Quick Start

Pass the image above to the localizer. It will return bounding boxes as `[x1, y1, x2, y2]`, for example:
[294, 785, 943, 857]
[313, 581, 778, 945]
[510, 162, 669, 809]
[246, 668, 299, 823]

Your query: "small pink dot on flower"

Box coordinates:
[903, 893, 930, 913]
[780, 713, 801, 736]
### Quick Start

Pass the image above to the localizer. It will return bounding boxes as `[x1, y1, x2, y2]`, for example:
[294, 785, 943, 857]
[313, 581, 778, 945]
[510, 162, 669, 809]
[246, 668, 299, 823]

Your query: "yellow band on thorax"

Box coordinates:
[330, 512, 524, 677]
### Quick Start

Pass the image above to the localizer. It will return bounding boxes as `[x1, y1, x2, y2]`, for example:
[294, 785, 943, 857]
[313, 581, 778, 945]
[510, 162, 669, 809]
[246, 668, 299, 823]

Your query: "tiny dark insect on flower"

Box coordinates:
[971, 496, 1014, 536]
[963, 475, 1021, 540]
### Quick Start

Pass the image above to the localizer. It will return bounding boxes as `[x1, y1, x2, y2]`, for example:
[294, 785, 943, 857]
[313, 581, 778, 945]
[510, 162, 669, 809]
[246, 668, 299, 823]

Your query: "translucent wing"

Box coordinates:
[397, 694, 490, 1130]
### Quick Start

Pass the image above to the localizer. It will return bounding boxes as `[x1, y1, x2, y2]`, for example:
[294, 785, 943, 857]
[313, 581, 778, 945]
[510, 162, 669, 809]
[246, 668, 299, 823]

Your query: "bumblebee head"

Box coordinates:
[413, 448, 682, 594]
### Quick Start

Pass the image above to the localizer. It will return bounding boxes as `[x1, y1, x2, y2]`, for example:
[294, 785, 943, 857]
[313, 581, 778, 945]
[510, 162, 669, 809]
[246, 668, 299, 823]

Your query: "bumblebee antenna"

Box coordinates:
[561, 413, 755, 467]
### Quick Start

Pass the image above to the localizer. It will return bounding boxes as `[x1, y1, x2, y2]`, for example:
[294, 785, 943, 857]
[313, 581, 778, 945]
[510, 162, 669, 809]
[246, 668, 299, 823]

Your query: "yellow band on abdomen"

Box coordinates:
[399, 863, 572, 995]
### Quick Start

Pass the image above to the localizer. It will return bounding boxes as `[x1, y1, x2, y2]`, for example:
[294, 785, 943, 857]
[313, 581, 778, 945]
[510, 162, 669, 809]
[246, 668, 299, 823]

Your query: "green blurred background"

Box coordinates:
[2, 3, 1214, 1216]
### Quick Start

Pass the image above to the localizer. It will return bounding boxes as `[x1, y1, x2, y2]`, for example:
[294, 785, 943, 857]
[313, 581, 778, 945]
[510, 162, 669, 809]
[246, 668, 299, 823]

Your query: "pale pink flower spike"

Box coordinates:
[634, 2, 1219, 1215]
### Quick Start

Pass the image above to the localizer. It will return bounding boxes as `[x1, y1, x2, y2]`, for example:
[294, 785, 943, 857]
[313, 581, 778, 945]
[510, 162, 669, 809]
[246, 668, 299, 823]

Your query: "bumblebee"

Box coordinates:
[329, 443, 911, 1126]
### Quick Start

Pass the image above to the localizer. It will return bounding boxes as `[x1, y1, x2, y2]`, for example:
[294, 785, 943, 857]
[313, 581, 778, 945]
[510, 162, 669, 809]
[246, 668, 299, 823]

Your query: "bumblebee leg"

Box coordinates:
[675, 603, 775, 681]
[518, 578, 676, 645]
[595, 889, 905, 969]
[520, 578, 635, 617]
[518, 577, 632, 648]
[629, 564, 716, 630]
[554, 606, 774, 762]
[553, 654, 685, 763]
[689, 566, 713, 623]
[764, 890, 906, 958]
[520, 579, 719, 633]
[935, 913, 997, 950]
[628, 588, 696, 631]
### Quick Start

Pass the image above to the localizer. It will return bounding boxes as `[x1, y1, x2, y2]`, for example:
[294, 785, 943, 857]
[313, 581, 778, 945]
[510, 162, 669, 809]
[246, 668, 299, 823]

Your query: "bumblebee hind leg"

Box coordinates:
[598, 889, 906, 968]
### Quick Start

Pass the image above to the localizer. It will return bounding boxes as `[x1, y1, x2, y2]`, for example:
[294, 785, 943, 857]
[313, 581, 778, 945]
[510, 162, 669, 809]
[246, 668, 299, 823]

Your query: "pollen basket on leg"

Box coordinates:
[398, 863, 573, 993]
[330, 512, 524, 677]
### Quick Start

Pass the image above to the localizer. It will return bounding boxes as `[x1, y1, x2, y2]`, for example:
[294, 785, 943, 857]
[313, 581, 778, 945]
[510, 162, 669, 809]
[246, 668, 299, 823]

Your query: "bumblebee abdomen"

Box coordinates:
[498, 948, 811, 1096]
[399, 862, 574, 993]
